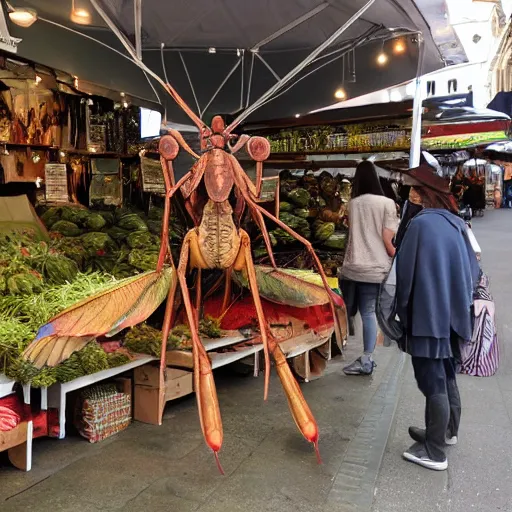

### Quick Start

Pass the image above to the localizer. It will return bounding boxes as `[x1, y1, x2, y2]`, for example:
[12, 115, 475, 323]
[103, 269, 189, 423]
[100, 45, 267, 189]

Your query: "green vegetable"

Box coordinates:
[286, 188, 310, 207]
[124, 324, 163, 356]
[0, 272, 116, 335]
[96, 211, 115, 226]
[78, 342, 109, 375]
[126, 231, 158, 250]
[7, 272, 43, 295]
[294, 208, 310, 219]
[128, 249, 158, 272]
[106, 227, 130, 242]
[51, 220, 81, 237]
[85, 213, 107, 231]
[272, 228, 295, 245]
[147, 220, 163, 236]
[117, 214, 148, 232]
[40, 208, 61, 228]
[200, 315, 222, 338]
[61, 207, 89, 226]
[323, 232, 347, 250]
[315, 222, 335, 242]
[80, 232, 116, 255]
[31, 367, 57, 388]
[279, 201, 293, 212]
[279, 212, 310, 237]
[55, 352, 85, 383]
[42, 255, 79, 284]
[51, 238, 87, 269]
[107, 352, 130, 368]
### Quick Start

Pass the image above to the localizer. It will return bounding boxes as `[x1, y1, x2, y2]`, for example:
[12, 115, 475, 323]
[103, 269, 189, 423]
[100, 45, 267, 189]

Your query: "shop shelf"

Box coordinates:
[210, 344, 263, 370]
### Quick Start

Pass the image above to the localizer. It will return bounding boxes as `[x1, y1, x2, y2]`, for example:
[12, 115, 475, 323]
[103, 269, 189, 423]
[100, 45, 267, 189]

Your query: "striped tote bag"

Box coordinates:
[459, 273, 500, 377]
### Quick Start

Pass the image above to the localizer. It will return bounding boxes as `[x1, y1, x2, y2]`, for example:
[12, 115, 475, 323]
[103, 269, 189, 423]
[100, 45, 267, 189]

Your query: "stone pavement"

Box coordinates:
[1, 210, 509, 512]
[1, 327, 402, 511]
[373, 209, 512, 512]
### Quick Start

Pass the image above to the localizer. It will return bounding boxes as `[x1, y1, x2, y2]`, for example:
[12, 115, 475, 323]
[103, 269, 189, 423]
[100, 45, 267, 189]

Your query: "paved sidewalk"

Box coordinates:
[372, 210, 512, 512]
[1, 331, 402, 512]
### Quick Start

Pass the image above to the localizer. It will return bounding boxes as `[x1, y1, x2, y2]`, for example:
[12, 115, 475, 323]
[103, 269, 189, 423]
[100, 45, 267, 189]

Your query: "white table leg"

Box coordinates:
[40, 387, 48, 411]
[22, 383, 31, 404]
[253, 351, 259, 378]
[59, 391, 66, 439]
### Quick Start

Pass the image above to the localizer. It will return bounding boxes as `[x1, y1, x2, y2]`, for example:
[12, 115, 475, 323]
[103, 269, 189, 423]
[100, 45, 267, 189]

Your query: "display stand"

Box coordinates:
[47, 355, 155, 439]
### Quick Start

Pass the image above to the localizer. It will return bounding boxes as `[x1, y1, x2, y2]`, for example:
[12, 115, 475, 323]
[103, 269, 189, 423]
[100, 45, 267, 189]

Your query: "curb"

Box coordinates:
[324, 350, 406, 512]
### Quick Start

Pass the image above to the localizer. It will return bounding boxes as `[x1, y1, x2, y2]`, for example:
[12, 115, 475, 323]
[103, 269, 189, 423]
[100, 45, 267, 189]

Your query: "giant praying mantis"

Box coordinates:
[23, 82, 347, 473]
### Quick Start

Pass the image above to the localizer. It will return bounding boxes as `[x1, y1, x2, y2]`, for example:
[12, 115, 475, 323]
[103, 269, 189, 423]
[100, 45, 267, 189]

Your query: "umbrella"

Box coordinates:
[8, 0, 466, 126]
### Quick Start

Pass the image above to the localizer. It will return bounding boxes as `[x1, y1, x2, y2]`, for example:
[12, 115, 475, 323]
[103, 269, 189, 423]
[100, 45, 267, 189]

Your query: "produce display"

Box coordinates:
[0, 208, 186, 388]
[38, 204, 186, 278]
[267, 123, 410, 153]
[258, 170, 349, 276]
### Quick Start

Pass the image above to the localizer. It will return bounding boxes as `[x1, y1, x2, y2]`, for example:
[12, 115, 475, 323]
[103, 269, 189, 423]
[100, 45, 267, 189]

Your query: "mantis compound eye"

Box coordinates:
[159, 134, 180, 160]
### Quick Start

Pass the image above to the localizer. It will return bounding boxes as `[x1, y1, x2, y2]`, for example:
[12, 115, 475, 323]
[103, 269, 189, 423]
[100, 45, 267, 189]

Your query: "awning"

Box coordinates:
[5, 0, 467, 125]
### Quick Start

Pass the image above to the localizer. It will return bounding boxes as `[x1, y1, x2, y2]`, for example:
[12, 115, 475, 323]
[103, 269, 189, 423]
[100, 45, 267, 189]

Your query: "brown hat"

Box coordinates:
[406, 164, 451, 193]
[405, 164, 459, 213]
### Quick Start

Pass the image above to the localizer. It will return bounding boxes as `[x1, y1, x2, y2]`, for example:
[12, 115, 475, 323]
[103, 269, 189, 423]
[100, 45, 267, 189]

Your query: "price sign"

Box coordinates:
[141, 156, 165, 194]
[44, 163, 68, 203]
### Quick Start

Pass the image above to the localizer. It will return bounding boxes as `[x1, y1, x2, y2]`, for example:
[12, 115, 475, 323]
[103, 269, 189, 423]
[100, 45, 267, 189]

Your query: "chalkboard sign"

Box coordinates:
[44, 163, 68, 203]
[141, 156, 165, 194]
[89, 157, 122, 207]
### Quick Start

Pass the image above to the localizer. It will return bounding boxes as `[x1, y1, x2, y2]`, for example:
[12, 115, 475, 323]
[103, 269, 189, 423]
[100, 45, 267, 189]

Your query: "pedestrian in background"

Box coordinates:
[340, 161, 398, 376]
[395, 164, 480, 471]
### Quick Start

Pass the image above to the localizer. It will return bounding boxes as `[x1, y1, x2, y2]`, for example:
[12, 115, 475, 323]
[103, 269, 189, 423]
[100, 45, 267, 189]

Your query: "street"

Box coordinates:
[373, 209, 512, 512]
[0, 210, 510, 512]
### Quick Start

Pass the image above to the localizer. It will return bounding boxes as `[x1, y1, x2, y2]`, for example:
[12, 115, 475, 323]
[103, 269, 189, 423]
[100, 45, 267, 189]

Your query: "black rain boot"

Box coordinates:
[425, 394, 450, 463]
[446, 378, 461, 443]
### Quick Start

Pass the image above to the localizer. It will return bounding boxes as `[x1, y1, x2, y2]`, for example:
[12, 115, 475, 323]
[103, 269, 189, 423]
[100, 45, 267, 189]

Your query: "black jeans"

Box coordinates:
[411, 356, 461, 462]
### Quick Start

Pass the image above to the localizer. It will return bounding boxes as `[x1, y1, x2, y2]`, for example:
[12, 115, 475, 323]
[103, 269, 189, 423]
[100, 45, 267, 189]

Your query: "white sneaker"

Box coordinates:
[403, 443, 448, 471]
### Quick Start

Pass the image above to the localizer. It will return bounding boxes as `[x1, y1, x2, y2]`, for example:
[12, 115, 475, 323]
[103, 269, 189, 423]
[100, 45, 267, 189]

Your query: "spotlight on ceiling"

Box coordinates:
[376, 52, 388, 66]
[8, 7, 37, 28]
[70, 7, 91, 25]
[393, 39, 406, 54]
[334, 88, 347, 100]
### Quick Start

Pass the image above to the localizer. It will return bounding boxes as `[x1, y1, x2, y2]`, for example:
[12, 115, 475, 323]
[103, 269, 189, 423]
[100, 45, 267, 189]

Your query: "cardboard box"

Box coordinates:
[134, 370, 193, 425]
[165, 370, 193, 401]
[114, 377, 132, 398]
[134, 363, 160, 388]
[165, 350, 193, 369]
[133, 386, 161, 425]
[134, 364, 191, 389]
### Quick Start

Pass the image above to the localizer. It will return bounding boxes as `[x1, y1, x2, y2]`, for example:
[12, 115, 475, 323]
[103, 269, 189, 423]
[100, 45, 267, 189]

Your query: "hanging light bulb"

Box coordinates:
[70, 0, 91, 25]
[334, 88, 347, 100]
[9, 7, 37, 27]
[35, 75, 42, 85]
[376, 52, 388, 66]
[295, 113, 301, 118]
[393, 39, 406, 54]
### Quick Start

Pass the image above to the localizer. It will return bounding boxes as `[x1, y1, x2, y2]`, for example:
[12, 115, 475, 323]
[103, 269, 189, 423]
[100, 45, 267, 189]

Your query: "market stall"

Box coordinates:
[0, 48, 348, 471]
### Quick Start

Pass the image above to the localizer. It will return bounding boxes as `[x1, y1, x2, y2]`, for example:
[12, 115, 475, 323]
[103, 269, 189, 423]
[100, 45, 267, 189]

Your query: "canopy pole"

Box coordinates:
[251, 2, 330, 51]
[179, 52, 202, 115]
[255, 53, 281, 82]
[200, 58, 242, 117]
[225, 0, 377, 133]
[409, 34, 425, 169]
[134, 0, 142, 59]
